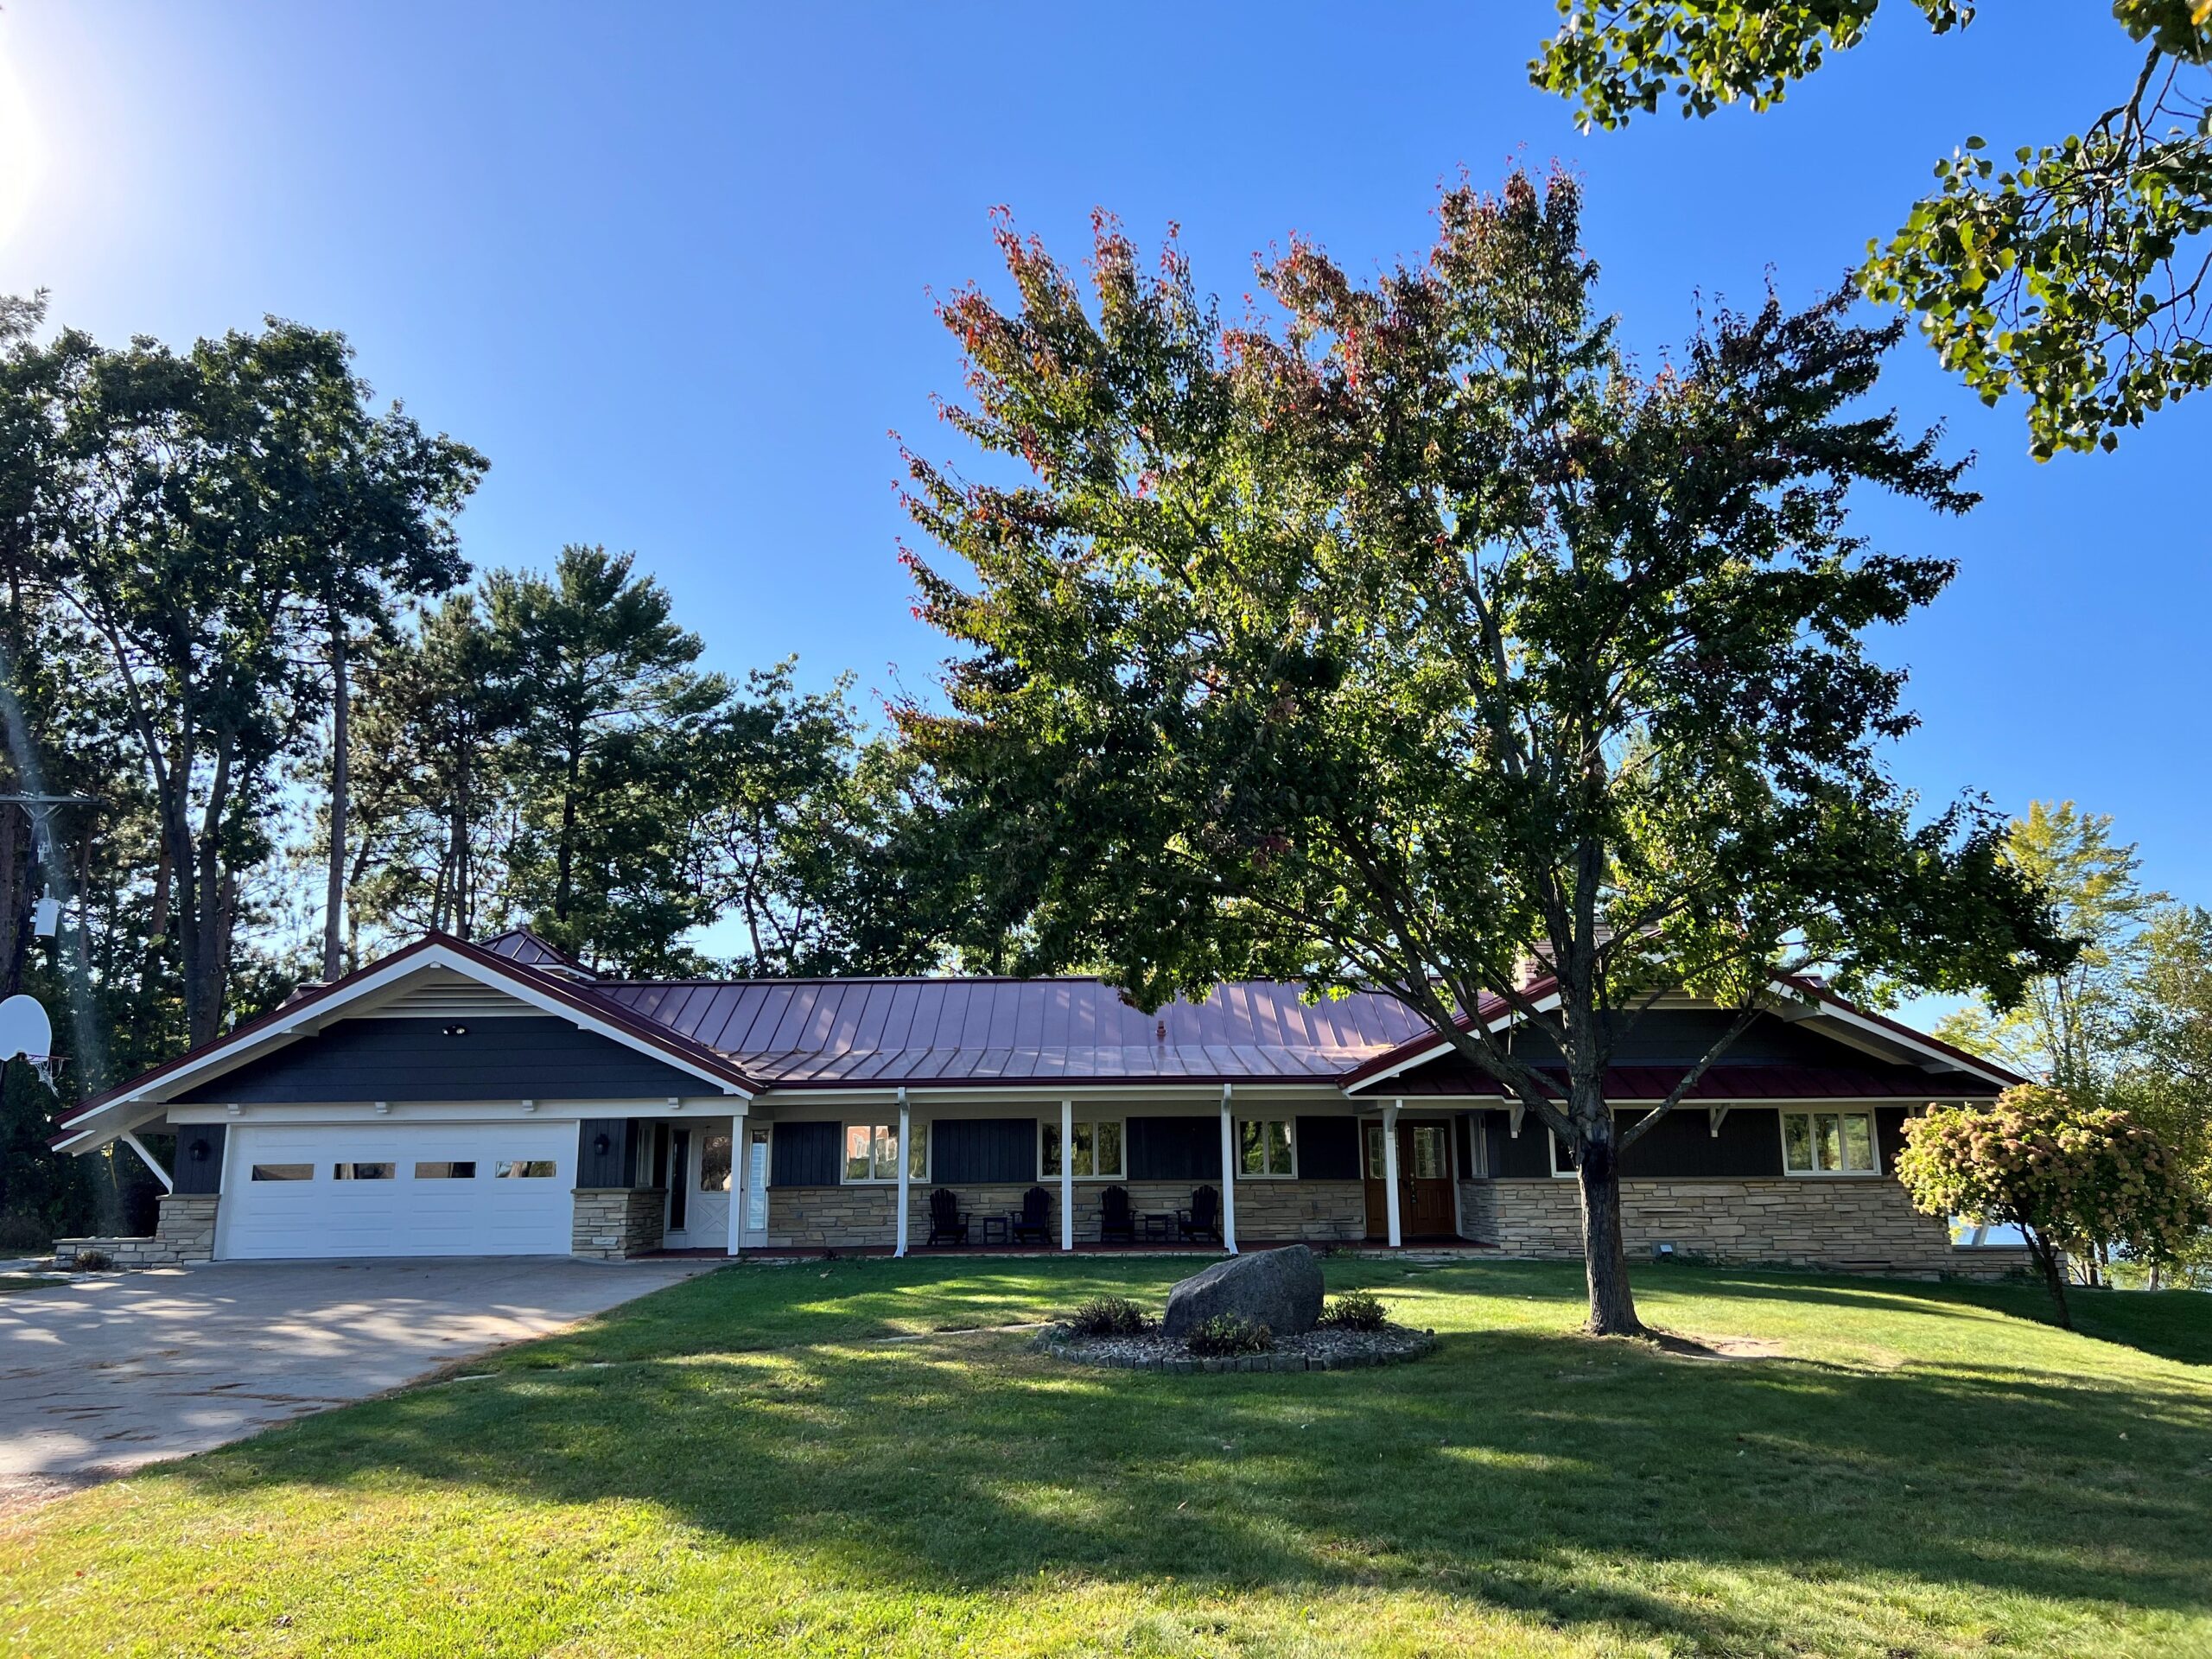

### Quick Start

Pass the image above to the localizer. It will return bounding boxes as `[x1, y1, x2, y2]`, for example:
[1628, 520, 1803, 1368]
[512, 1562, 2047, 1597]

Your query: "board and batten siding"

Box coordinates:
[931, 1117, 1037, 1185]
[772, 1120, 842, 1186]
[169, 1017, 709, 1104]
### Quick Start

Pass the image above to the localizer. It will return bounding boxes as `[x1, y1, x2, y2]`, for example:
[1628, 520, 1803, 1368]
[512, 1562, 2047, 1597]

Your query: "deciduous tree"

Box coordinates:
[901, 173, 2071, 1336]
[1897, 1084, 2209, 1324]
[1533, 3, 2212, 457]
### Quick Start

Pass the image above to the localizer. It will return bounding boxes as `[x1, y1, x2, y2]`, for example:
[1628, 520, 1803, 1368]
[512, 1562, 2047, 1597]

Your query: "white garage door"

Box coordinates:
[220, 1122, 575, 1260]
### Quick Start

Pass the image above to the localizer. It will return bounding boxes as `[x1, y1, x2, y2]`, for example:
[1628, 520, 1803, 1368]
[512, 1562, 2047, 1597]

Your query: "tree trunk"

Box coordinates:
[2027, 1226, 2072, 1329]
[1573, 1093, 1645, 1337]
[321, 613, 349, 982]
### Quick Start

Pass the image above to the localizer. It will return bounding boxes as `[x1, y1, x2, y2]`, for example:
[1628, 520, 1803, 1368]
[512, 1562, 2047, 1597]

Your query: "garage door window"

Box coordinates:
[414, 1160, 477, 1179]
[333, 1162, 395, 1180]
[495, 1160, 557, 1178]
[250, 1163, 313, 1181]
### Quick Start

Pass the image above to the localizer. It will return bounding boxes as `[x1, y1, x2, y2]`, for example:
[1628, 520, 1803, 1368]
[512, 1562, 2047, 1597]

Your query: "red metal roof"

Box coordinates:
[589, 976, 1432, 1087]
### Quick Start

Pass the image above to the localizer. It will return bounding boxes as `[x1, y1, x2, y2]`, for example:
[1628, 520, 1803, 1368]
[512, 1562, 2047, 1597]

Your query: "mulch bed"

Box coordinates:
[1033, 1321, 1437, 1373]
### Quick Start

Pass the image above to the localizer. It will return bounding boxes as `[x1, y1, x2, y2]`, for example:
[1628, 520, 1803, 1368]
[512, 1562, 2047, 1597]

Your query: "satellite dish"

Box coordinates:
[0, 993, 54, 1089]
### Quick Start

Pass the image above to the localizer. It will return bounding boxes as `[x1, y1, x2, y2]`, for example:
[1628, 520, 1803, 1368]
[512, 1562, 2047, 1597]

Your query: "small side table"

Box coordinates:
[981, 1215, 1010, 1246]
[1141, 1212, 1176, 1243]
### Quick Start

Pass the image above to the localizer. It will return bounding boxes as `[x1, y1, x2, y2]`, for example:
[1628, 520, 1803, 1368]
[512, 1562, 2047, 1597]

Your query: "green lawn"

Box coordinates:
[4, 1257, 2209, 1657]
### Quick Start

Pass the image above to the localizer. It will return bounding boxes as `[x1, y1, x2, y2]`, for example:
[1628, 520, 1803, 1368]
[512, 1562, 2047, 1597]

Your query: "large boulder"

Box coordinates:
[1162, 1244, 1324, 1340]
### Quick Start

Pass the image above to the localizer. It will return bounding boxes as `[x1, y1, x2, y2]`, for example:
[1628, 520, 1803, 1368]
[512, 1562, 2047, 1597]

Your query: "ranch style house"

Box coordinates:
[48, 930, 2029, 1276]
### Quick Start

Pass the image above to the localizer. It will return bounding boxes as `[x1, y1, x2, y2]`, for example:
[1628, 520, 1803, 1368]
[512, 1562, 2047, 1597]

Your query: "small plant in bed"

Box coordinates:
[1065, 1294, 1155, 1337]
[1184, 1313, 1274, 1356]
[1317, 1290, 1388, 1332]
[70, 1249, 114, 1272]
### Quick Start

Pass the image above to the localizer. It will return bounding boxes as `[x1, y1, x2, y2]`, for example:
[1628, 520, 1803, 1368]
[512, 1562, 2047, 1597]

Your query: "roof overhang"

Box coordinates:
[52, 934, 753, 1154]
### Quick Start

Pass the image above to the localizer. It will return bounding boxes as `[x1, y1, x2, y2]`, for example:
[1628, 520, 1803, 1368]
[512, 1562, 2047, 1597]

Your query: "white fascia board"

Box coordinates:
[1341, 996, 1554, 1095]
[748, 1080, 1351, 1108]
[1793, 999, 2016, 1088]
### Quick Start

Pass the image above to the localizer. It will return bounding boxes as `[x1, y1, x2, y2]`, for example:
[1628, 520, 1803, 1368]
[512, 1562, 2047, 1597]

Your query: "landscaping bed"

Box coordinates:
[1035, 1319, 1436, 1371]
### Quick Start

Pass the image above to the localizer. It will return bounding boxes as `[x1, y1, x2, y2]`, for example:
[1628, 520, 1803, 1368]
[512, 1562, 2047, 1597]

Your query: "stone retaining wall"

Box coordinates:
[1479, 1175, 2030, 1278]
[570, 1187, 667, 1258]
[54, 1192, 220, 1268]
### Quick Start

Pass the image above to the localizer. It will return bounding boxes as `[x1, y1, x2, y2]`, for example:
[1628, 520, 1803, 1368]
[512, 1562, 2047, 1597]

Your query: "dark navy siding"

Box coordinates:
[171, 1017, 706, 1104]
[1508, 1009, 1857, 1069]
[1295, 1116, 1360, 1180]
[1128, 1116, 1224, 1181]
[576, 1117, 652, 1187]
[1618, 1107, 1785, 1178]
[772, 1121, 840, 1186]
[174, 1124, 225, 1194]
[933, 1118, 1037, 1185]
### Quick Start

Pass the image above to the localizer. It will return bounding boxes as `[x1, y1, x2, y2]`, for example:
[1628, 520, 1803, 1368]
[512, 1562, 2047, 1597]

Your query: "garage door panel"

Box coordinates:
[222, 1123, 575, 1260]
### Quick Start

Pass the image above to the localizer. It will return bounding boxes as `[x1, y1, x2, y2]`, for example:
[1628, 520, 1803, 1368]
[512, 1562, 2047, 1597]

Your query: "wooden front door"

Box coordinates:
[1363, 1119, 1458, 1241]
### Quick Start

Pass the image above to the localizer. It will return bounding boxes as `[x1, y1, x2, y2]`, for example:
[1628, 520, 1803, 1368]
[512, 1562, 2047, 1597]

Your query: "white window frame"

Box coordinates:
[1038, 1116, 1125, 1181]
[1777, 1109, 1881, 1178]
[1236, 1117, 1297, 1179]
[842, 1121, 928, 1185]
[1547, 1130, 1579, 1179]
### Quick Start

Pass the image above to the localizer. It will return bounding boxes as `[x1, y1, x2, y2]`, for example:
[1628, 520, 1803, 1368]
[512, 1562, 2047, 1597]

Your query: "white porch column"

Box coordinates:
[1058, 1097, 1074, 1251]
[725, 1104, 749, 1256]
[1219, 1084, 1238, 1254]
[895, 1087, 911, 1258]
[1382, 1099, 1403, 1249]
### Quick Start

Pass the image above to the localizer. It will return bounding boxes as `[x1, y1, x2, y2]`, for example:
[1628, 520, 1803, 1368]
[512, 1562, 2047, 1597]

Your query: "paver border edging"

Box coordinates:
[1033, 1326, 1437, 1374]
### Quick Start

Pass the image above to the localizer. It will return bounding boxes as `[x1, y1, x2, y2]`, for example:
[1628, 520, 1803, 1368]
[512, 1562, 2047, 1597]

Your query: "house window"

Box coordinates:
[1781, 1110, 1878, 1175]
[495, 1160, 557, 1179]
[1040, 1118, 1124, 1179]
[1548, 1133, 1578, 1179]
[699, 1133, 734, 1193]
[250, 1163, 312, 1181]
[414, 1161, 476, 1179]
[1238, 1118, 1295, 1178]
[844, 1122, 927, 1183]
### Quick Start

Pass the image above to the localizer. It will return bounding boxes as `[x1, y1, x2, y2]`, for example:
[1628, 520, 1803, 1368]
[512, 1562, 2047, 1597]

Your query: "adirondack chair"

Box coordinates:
[1010, 1185, 1052, 1245]
[1098, 1184, 1137, 1244]
[1177, 1184, 1222, 1243]
[925, 1187, 969, 1247]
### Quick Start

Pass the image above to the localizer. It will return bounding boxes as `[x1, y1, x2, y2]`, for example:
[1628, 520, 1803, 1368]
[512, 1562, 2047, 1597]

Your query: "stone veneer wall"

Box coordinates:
[571, 1187, 667, 1259]
[766, 1179, 1367, 1249]
[1456, 1181, 1496, 1243]
[54, 1192, 221, 1268]
[1479, 1175, 2031, 1279]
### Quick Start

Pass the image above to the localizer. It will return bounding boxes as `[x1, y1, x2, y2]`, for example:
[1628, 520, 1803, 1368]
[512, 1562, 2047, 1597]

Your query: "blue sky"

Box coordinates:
[0, 2, 2202, 912]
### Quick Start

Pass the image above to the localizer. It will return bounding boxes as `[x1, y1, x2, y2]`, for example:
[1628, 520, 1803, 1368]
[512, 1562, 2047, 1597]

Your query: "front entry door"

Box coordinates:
[1363, 1119, 1457, 1241]
[664, 1121, 734, 1249]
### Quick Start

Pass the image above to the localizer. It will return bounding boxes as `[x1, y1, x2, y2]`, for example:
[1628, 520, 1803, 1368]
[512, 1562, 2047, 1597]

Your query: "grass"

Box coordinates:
[3, 1257, 2209, 1657]
[0, 1274, 61, 1295]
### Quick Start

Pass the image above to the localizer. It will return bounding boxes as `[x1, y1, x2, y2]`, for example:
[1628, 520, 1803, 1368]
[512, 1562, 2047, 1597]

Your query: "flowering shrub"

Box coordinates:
[1897, 1083, 2209, 1326]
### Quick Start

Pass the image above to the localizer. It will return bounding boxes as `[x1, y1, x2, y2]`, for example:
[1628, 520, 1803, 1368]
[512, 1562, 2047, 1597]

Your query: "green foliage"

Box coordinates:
[1065, 1294, 1155, 1336]
[1897, 1083, 2209, 1323]
[902, 172, 2072, 1334]
[1316, 1289, 1389, 1331]
[1183, 1312, 1274, 1355]
[1534, 3, 2212, 456]
[1934, 801, 2165, 1099]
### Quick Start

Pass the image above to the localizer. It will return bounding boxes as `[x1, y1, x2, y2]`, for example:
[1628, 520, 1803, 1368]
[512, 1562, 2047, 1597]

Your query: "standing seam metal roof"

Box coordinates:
[586, 976, 1432, 1087]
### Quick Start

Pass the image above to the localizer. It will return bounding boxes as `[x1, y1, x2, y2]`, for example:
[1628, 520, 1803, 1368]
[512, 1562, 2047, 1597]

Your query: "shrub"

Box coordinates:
[1065, 1295, 1154, 1337]
[70, 1248, 114, 1272]
[0, 1211, 51, 1253]
[1184, 1313, 1274, 1356]
[1317, 1290, 1389, 1331]
[1898, 1083, 2211, 1328]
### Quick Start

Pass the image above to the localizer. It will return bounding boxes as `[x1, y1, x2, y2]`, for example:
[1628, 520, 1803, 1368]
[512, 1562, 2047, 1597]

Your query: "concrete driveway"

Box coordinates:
[0, 1256, 715, 1507]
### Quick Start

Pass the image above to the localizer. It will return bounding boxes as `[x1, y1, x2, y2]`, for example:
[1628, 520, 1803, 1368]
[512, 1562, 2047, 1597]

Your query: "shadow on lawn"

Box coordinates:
[169, 1307, 2212, 1653]
[1643, 1265, 2212, 1367]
